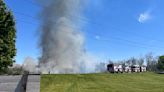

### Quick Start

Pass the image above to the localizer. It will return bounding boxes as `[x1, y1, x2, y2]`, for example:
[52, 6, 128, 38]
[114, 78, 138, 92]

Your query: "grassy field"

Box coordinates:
[41, 72, 164, 92]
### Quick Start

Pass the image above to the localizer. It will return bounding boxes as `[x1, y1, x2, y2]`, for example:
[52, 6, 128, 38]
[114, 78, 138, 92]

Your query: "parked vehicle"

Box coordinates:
[107, 64, 146, 73]
[107, 64, 123, 73]
[124, 66, 131, 73]
[131, 65, 140, 72]
[140, 65, 147, 72]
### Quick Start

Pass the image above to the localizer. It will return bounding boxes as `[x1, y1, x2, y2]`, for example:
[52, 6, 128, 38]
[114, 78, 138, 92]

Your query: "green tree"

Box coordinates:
[157, 55, 164, 71]
[0, 0, 16, 73]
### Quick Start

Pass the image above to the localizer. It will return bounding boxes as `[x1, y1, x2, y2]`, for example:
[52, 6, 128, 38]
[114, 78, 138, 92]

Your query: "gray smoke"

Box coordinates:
[22, 57, 38, 73]
[38, 0, 87, 74]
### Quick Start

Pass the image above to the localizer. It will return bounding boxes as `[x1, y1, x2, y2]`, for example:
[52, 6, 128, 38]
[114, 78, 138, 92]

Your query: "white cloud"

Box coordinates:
[138, 11, 151, 23]
[95, 35, 100, 40]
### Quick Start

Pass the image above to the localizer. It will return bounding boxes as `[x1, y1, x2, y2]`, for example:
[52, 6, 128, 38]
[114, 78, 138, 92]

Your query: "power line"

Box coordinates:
[23, 0, 46, 8]
[11, 10, 164, 50]
[19, 0, 164, 44]
[85, 31, 164, 50]
[15, 17, 164, 50]
[13, 9, 164, 43]
[7, 0, 164, 50]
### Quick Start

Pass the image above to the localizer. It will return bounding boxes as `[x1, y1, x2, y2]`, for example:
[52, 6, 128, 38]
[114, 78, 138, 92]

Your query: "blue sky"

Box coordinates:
[4, 0, 164, 64]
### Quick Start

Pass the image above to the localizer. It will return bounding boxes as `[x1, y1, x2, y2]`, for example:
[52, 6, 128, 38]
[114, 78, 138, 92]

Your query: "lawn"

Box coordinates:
[40, 72, 164, 92]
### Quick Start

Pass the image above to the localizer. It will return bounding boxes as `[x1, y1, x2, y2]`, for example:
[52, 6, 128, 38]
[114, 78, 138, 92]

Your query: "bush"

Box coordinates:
[0, 67, 25, 75]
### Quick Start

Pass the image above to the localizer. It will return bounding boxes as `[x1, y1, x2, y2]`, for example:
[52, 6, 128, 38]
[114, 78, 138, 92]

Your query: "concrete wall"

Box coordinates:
[0, 75, 40, 92]
[0, 75, 23, 92]
[26, 75, 40, 92]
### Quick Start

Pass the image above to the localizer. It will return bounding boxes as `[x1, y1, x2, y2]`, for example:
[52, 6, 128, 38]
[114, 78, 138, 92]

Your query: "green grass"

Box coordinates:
[41, 72, 164, 92]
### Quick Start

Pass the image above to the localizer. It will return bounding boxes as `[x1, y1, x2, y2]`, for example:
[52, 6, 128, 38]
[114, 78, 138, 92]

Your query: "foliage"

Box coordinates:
[9, 67, 24, 75]
[131, 57, 137, 65]
[0, 66, 25, 75]
[137, 57, 144, 66]
[145, 53, 158, 71]
[41, 72, 164, 92]
[0, 0, 16, 73]
[107, 52, 160, 72]
[157, 55, 164, 71]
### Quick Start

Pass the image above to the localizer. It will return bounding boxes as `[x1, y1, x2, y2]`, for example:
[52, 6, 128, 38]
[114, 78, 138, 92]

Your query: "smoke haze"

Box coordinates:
[22, 57, 37, 73]
[38, 0, 88, 73]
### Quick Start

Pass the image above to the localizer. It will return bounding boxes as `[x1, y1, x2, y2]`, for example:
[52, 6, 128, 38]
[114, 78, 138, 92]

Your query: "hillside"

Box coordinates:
[41, 72, 164, 92]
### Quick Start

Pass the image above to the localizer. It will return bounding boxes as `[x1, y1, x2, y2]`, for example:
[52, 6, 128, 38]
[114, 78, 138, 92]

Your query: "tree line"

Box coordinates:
[108, 52, 164, 72]
[0, 0, 164, 74]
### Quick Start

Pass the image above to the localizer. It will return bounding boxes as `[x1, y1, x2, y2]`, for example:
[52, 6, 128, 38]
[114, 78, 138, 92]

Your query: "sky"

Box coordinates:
[4, 0, 164, 64]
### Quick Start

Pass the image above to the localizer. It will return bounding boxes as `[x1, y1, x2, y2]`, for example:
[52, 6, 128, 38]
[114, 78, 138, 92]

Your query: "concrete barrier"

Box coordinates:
[0, 74, 40, 92]
[0, 74, 28, 92]
[0, 75, 22, 92]
[26, 75, 40, 92]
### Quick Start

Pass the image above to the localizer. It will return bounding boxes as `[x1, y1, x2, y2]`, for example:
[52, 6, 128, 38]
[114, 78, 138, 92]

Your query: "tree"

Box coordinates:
[126, 57, 137, 66]
[0, 0, 16, 73]
[126, 59, 132, 66]
[131, 57, 137, 65]
[108, 59, 113, 64]
[145, 53, 157, 71]
[137, 57, 144, 66]
[157, 55, 164, 71]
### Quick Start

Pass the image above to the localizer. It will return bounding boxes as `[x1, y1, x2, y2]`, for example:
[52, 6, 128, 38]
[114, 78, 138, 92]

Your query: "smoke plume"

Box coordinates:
[22, 57, 38, 73]
[38, 0, 87, 73]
